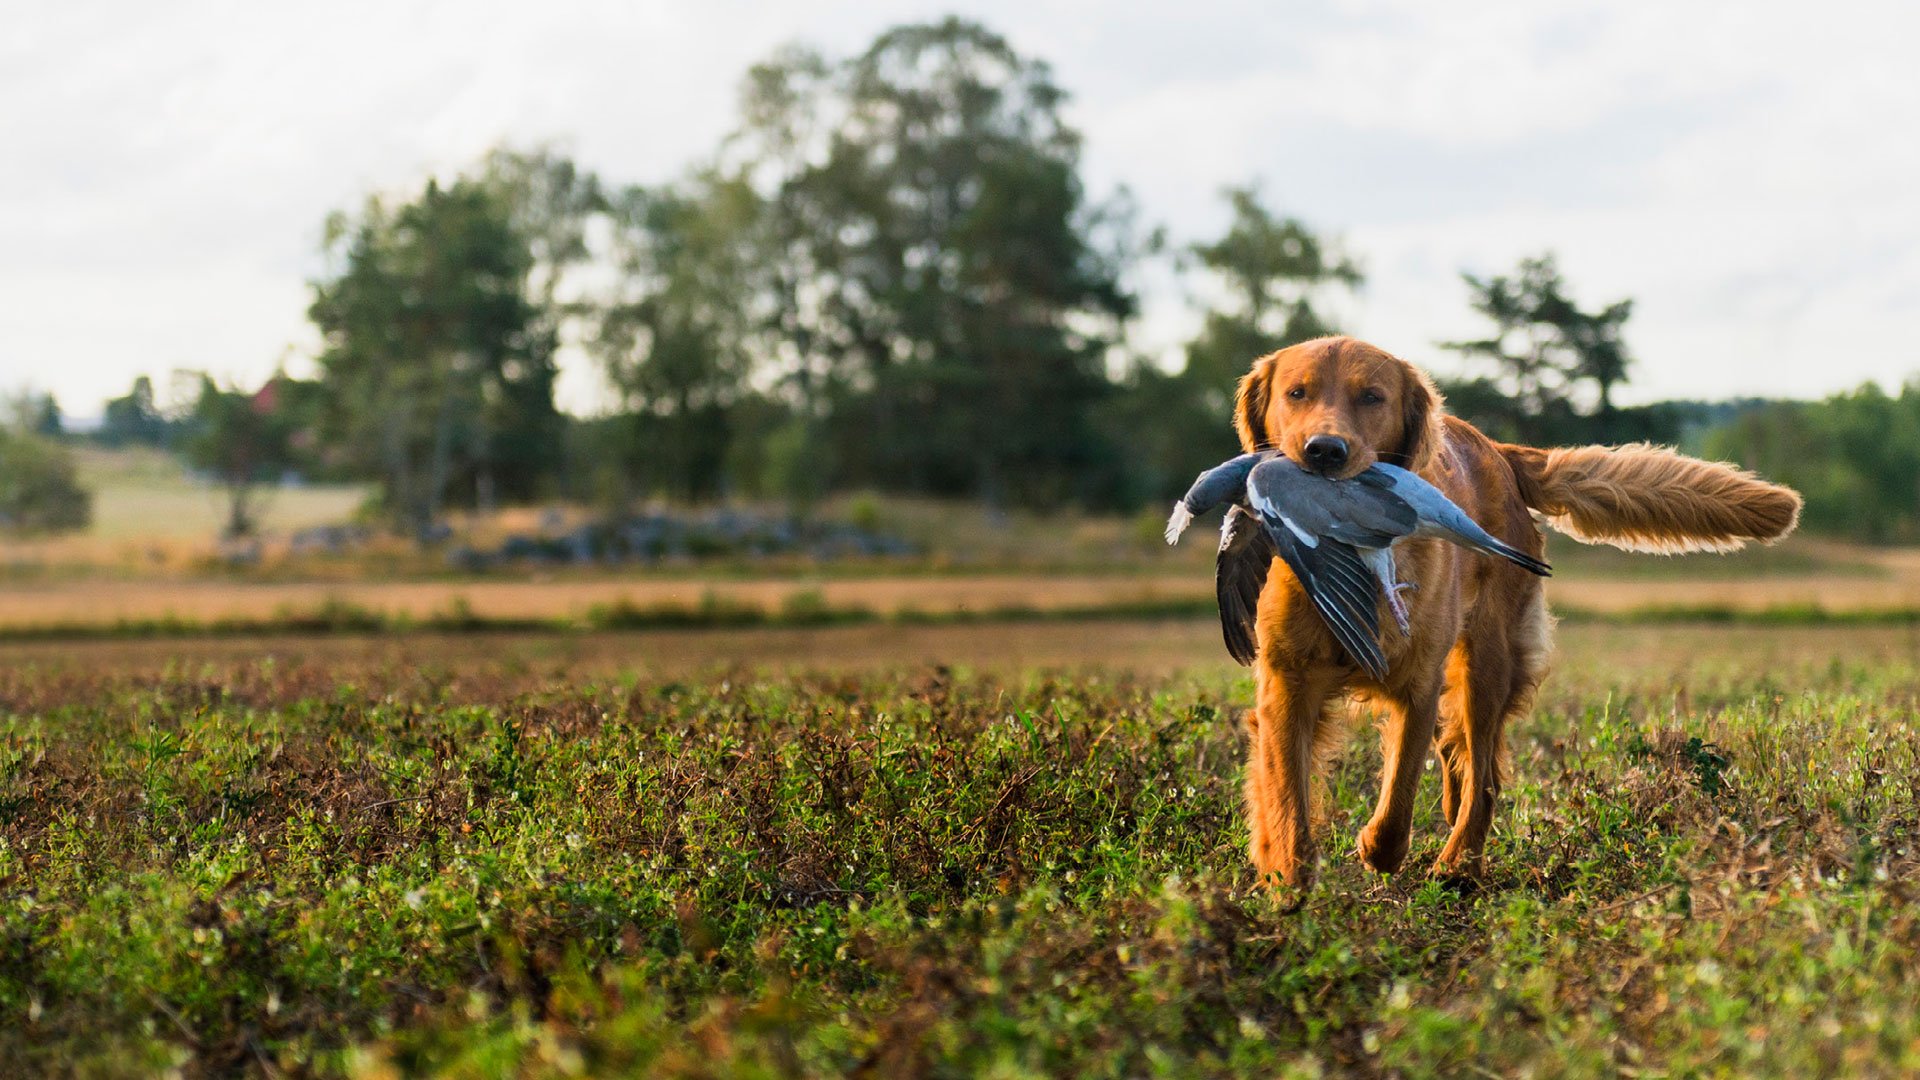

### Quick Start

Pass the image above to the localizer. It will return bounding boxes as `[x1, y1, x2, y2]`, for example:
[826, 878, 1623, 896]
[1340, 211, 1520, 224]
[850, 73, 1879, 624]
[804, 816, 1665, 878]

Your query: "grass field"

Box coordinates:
[74, 447, 368, 542]
[5, 621, 1920, 1077]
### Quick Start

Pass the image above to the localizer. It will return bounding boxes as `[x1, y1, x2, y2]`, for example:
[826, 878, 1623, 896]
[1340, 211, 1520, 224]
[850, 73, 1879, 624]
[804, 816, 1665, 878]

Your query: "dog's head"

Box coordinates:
[1233, 336, 1443, 478]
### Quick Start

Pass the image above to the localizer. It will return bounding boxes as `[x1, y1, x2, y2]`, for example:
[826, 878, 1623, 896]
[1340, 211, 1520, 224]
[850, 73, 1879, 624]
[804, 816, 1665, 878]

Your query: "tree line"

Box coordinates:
[3, 17, 1905, 543]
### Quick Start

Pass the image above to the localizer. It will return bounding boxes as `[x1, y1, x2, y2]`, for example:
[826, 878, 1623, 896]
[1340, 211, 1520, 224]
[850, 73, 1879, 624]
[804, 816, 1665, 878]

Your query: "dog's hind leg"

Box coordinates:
[1433, 589, 1551, 879]
[1356, 680, 1440, 875]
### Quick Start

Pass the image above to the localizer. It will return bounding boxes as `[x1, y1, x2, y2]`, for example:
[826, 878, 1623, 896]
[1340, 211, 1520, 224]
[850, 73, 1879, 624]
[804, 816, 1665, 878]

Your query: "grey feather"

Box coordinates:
[1367, 463, 1552, 577]
[1215, 506, 1275, 665]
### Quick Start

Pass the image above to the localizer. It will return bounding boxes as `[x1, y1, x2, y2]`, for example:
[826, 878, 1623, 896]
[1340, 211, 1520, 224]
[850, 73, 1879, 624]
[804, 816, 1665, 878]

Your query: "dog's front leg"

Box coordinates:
[1245, 666, 1338, 892]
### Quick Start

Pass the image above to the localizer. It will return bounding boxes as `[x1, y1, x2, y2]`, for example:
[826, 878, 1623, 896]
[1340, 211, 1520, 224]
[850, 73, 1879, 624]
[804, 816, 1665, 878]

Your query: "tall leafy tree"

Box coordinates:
[99, 375, 171, 447]
[1105, 188, 1361, 507]
[1440, 253, 1635, 443]
[478, 147, 606, 502]
[177, 374, 301, 539]
[1182, 185, 1363, 391]
[309, 170, 565, 538]
[0, 426, 90, 534]
[594, 173, 768, 502]
[3, 390, 63, 439]
[733, 18, 1136, 506]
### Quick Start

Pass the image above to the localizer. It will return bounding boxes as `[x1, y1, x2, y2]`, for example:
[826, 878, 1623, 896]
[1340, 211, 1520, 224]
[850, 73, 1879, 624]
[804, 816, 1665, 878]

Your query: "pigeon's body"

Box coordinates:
[1164, 452, 1388, 678]
[1167, 453, 1551, 679]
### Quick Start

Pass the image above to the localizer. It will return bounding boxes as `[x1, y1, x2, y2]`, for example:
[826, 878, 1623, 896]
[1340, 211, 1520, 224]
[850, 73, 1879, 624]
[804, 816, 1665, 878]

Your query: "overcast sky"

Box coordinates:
[6, 0, 1917, 418]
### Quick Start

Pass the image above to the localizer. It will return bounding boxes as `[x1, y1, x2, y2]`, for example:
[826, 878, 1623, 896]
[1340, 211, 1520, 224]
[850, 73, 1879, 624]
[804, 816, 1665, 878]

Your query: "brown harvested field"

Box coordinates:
[0, 618, 1231, 682]
[5, 618, 1918, 687]
[4, 568, 1920, 630]
[0, 574, 1208, 628]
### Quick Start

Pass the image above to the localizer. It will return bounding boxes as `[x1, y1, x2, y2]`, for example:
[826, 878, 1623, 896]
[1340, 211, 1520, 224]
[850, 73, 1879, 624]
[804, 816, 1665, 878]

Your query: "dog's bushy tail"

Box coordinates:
[1497, 442, 1802, 554]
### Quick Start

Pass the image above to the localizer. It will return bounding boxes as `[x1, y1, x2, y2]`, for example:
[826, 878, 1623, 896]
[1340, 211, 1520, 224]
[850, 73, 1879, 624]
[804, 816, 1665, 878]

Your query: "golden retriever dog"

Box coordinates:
[1231, 336, 1801, 889]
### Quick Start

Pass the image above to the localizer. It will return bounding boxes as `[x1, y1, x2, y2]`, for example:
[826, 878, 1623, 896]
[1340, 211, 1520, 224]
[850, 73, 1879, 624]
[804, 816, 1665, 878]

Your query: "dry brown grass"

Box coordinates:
[5, 619, 1916, 686]
[0, 574, 1211, 629]
[5, 566, 1920, 632]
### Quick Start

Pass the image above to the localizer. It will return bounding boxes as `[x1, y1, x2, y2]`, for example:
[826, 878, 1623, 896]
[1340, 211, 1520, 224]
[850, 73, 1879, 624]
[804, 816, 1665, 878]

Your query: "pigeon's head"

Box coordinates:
[1234, 336, 1443, 479]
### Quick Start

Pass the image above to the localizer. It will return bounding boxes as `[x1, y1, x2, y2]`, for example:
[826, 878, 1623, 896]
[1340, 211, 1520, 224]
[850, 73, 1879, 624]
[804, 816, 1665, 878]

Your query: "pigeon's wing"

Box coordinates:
[1214, 506, 1276, 665]
[1319, 475, 1420, 548]
[1249, 507, 1389, 680]
[1248, 457, 1412, 550]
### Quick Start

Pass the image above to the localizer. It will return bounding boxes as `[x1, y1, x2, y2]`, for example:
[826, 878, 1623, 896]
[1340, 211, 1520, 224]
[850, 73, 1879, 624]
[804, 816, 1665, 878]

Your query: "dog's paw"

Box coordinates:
[1356, 821, 1411, 875]
[1251, 865, 1316, 913]
[1427, 852, 1487, 893]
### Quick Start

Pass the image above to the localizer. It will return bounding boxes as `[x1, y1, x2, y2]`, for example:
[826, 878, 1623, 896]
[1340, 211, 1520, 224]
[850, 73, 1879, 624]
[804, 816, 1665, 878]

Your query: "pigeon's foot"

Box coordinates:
[1163, 502, 1194, 545]
[1385, 580, 1416, 635]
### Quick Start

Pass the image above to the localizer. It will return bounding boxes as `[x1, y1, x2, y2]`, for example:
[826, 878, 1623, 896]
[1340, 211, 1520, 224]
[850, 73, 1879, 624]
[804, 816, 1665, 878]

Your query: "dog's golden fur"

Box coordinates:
[1232, 337, 1801, 887]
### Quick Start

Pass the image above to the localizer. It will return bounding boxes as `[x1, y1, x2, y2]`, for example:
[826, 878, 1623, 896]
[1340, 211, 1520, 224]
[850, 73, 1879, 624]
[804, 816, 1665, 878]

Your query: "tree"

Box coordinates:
[99, 375, 171, 447]
[1705, 384, 1920, 543]
[309, 167, 568, 539]
[1099, 188, 1361, 508]
[731, 18, 1137, 507]
[3, 390, 62, 439]
[177, 374, 304, 539]
[0, 427, 91, 534]
[1182, 185, 1363, 390]
[1439, 254, 1635, 444]
[1185, 186, 1360, 457]
[594, 173, 768, 502]
[475, 148, 606, 502]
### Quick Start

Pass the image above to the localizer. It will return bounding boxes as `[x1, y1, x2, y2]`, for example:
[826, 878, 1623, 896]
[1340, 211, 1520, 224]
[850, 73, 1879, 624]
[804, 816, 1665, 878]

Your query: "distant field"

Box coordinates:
[73, 446, 368, 540]
[4, 621, 1919, 1075]
[3, 446, 1904, 592]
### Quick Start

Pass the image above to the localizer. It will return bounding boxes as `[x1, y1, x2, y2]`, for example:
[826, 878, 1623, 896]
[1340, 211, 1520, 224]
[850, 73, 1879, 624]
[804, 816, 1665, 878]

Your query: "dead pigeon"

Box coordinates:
[1165, 452, 1388, 677]
[1166, 452, 1551, 677]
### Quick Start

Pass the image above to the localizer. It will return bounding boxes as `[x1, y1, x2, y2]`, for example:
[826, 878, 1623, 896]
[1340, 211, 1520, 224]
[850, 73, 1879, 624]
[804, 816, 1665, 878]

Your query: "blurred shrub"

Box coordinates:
[0, 428, 92, 535]
[848, 491, 884, 533]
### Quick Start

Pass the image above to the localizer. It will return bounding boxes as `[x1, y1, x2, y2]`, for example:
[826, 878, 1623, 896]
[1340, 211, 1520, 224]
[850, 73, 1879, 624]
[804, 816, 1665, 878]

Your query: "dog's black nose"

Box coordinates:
[1302, 435, 1349, 473]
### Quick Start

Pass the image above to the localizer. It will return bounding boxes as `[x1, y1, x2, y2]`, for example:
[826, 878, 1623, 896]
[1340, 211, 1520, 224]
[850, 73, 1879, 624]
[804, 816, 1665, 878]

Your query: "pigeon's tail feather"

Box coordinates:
[1499, 442, 1801, 554]
[1424, 504, 1553, 576]
[1303, 584, 1387, 681]
[1164, 502, 1195, 545]
[1455, 530, 1553, 577]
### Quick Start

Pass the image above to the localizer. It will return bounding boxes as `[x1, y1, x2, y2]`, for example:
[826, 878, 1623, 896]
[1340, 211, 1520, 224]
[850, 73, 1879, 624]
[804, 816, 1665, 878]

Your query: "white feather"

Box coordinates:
[1250, 486, 1317, 547]
[1282, 515, 1318, 548]
[1163, 502, 1194, 545]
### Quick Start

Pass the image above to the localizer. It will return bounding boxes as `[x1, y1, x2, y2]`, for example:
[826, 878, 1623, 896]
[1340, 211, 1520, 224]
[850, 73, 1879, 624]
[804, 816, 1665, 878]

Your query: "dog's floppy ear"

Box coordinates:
[1394, 362, 1443, 472]
[1233, 354, 1278, 452]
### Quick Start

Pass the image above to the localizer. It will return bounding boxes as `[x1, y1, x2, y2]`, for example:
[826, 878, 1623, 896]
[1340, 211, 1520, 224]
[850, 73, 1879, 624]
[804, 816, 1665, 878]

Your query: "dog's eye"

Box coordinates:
[1286, 386, 1307, 401]
[1357, 388, 1385, 406]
